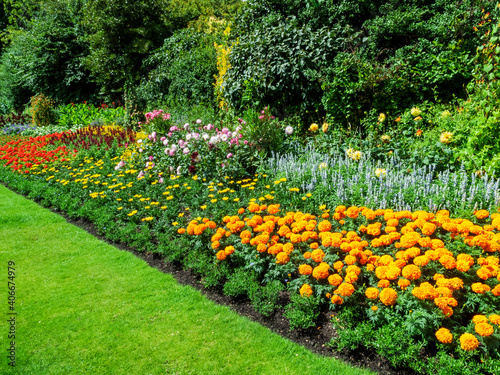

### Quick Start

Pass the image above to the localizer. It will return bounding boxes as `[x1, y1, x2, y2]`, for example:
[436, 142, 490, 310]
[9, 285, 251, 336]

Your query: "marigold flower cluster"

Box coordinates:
[179, 204, 500, 351]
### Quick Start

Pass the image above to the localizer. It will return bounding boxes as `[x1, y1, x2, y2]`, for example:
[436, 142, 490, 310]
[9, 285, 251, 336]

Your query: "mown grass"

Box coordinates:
[0, 184, 374, 375]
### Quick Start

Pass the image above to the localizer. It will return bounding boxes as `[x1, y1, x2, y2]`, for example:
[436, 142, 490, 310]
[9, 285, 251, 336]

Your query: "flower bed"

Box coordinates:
[0, 118, 499, 374]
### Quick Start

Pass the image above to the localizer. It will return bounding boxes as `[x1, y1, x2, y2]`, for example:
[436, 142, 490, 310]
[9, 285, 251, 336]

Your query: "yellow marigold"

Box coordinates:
[402, 264, 422, 280]
[276, 252, 290, 265]
[328, 274, 343, 286]
[460, 333, 479, 351]
[379, 288, 398, 306]
[471, 282, 491, 294]
[365, 287, 380, 299]
[435, 328, 453, 344]
[371, 306, 378, 311]
[309, 123, 319, 132]
[300, 284, 313, 297]
[336, 283, 355, 297]
[216, 250, 226, 260]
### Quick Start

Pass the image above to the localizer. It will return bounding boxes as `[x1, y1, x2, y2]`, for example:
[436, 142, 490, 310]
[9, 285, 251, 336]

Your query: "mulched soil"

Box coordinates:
[4, 183, 420, 375]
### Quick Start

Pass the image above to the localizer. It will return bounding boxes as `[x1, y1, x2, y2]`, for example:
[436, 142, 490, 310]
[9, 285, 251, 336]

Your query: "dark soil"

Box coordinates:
[4, 183, 420, 375]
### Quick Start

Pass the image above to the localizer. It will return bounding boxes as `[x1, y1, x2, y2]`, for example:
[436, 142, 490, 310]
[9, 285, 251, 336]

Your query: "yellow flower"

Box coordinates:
[378, 113, 386, 122]
[309, 123, 319, 132]
[440, 131, 453, 144]
[172, 222, 178, 226]
[211, 199, 218, 203]
[441, 110, 451, 118]
[318, 162, 328, 170]
[322, 123, 329, 132]
[411, 107, 421, 117]
[381, 134, 391, 143]
[117, 207, 123, 210]
[178, 213, 184, 217]
[375, 168, 387, 178]
[201, 205, 207, 210]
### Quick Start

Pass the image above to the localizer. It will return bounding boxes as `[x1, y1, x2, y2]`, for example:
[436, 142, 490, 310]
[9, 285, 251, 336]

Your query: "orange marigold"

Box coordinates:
[328, 274, 343, 286]
[336, 282, 355, 297]
[312, 262, 330, 279]
[299, 264, 313, 275]
[472, 315, 489, 324]
[492, 284, 500, 297]
[224, 246, 235, 255]
[413, 255, 430, 267]
[475, 210, 490, 220]
[435, 328, 453, 344]
[439, 255, 457, 270]
[398, 278, 411, 289]
[276, 252, 290, 265]
[471, 282, 491, 294]
[365, 287, 380, 299]
[402, 264, 422, 280]
[216, 250, 226, 260]
[377, 280, 390, 288]
[489, 314, 500, 325]
[475, 322, 494, 337]
[331, 295, 343, 305]
[311, 249, 325, 262]
[300, 284, 313, 297]
[333, 261, 344, 272]
[318, 220, 332, 232]
[379, 288, 398, 306]
[177, 228, 186, 234]
[460, 333, 479, 351]
[303, 251, 312, 259]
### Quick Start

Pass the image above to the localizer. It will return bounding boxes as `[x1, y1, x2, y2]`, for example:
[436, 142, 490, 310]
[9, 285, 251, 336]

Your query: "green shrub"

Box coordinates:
[137, 28, 221, 108]
[284, 293, 321, 330]
[249, 279, 284, 317]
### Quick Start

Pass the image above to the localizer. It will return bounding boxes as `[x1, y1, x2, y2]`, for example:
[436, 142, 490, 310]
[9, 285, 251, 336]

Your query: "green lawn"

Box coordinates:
[0, 184, 374, 375]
